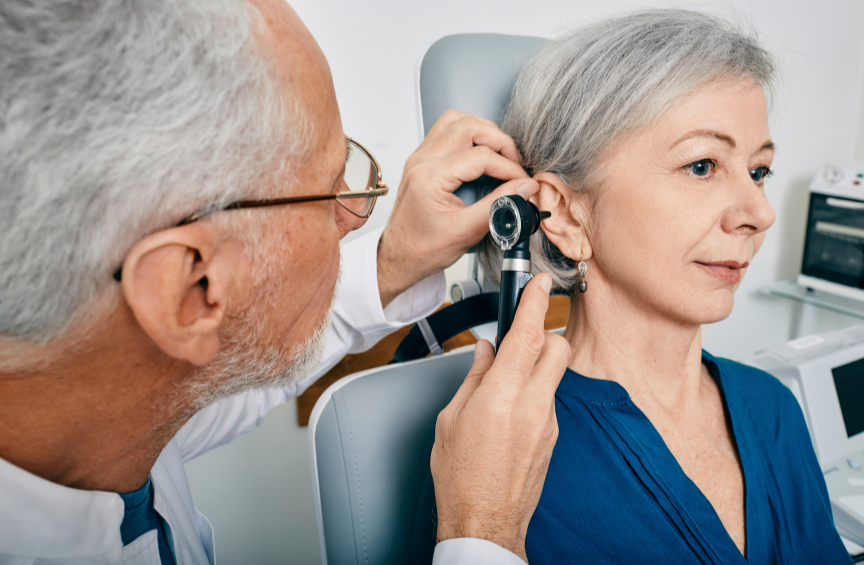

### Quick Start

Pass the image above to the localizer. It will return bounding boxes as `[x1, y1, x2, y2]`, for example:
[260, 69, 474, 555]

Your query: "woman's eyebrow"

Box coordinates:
[670, 129, 737, 149]
[670, 130, 775, 153]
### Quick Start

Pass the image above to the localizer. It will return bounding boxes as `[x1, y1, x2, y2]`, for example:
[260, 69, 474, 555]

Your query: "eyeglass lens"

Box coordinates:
[339, 141, 378, 216]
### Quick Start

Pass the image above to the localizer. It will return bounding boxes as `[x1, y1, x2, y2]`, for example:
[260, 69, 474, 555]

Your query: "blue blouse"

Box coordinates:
[411, 351, 850, 564]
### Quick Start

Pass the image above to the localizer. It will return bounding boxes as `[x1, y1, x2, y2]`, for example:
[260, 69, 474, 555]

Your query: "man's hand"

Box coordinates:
[431, 274, 571, 562]
[377, 110, 539, 307]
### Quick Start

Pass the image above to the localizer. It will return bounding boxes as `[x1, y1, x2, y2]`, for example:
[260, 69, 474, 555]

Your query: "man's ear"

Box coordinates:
[121, 224, 243, 366]
[530, 172, 593, 261]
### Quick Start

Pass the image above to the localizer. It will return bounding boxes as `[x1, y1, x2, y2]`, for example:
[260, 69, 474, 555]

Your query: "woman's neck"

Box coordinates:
[562, 281, 707, 411]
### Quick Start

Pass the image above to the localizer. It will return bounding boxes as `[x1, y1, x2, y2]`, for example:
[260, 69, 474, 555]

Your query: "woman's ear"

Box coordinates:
[120, 223, 245, 366]
[530, 172, 593, 261]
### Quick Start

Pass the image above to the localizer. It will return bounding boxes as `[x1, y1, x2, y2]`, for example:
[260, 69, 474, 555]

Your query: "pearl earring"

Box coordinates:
[578, 253, 588, 293]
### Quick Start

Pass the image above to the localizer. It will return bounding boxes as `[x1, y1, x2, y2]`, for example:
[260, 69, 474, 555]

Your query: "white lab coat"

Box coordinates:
[0, 228, 523, 565]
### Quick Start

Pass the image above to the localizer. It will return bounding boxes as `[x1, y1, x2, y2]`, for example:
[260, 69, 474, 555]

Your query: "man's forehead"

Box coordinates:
[249, 0, 344, 194]
[249, 0, 334, 108]
[288, 124, 346, 197]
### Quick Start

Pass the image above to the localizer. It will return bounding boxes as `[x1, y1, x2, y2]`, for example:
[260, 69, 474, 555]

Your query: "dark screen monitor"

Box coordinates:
[832, 357, 864, 438]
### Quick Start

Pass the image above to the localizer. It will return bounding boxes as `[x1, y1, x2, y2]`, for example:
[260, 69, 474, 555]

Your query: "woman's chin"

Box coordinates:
[692, 290, 736, 325]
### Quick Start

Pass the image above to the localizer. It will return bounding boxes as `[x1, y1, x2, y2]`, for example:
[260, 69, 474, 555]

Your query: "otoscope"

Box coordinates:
[488, 195, 551, 350]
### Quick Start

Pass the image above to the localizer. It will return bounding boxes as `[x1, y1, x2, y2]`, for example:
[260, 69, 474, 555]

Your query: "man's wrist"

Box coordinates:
[376, 237, 402, 309]
[437, 520, 527, 562]
[433, 538, 529, 565]
[376, 228, 425, 308]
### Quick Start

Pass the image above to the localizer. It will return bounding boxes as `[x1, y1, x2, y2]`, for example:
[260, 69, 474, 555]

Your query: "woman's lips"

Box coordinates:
[695, 261, 750, 284]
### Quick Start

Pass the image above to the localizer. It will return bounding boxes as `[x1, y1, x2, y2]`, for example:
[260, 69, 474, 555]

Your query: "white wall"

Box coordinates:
[185, 1, 864, 563]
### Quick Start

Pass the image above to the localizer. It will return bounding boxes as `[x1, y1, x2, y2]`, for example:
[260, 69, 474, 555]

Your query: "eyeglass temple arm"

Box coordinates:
[112, 187, 388, 281]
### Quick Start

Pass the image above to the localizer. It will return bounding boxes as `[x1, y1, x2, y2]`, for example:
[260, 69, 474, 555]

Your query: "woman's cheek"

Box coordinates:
[751, 232, 767, 257]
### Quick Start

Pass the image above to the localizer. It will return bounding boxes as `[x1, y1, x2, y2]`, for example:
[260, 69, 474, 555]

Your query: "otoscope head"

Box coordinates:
[489, 195, 551, 250]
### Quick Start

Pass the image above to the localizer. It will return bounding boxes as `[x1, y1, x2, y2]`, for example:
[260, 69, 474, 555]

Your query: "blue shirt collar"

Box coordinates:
[558, 350, 721, 404]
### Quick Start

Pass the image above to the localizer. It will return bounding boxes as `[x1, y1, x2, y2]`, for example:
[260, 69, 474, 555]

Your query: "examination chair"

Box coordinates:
[308, 33, 546, 565]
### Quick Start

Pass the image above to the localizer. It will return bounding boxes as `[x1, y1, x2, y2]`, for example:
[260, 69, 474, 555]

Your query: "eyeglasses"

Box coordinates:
[113, 137, 387, 281]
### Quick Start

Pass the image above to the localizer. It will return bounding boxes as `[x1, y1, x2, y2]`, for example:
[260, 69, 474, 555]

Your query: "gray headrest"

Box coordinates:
[419, 33, 547, 136]
[418, 34, 546, 208]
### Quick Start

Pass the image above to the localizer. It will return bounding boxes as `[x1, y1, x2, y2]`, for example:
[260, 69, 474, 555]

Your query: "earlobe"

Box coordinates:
[530, 173, 593, 262]
[121, 224, 232, 366]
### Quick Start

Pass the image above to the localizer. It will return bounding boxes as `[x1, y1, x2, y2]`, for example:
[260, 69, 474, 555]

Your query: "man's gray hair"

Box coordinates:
[0, 0, 307, 340]
[479, 9, 776, 292]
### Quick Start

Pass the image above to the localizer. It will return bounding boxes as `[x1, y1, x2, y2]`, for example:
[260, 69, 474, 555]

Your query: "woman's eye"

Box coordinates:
[686, 159, 714, 177]
[749, 166, 773, 183]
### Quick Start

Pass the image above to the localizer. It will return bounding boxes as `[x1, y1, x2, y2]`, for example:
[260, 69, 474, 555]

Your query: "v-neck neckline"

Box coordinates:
[558, 352, 761, 564]
[701, 354, 755, 563]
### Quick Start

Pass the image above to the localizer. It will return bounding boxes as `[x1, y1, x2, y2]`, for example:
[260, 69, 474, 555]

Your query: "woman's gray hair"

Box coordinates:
[0, 0, 308, 340]
[479, 9, 776, 292]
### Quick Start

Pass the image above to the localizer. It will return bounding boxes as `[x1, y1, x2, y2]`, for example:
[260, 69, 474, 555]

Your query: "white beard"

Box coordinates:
[179, 268, 339, 416]
[182, 313, 330, 415]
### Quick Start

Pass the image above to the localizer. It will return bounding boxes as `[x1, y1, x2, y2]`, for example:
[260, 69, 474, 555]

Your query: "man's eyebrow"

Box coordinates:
[331, 139, 349, 190]
[334, 162, 346, 187]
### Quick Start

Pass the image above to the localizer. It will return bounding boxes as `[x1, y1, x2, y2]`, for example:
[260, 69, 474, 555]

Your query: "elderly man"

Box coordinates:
[0, 1, 569, 564]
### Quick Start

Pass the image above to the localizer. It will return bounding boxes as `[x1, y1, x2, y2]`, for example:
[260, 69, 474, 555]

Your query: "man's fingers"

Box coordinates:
[421, 113, 523, 166]
[491, 274, 554, 382]
[457, 177, 540, 243]
[426, 110, 500, 142]
[528, 331, 571, 398]
[442, 340, 495, 416]
[449, 117, 522, 164]
[482, 175, 540, 202]
[430, 146, 530, 191]
[510, 273, 553, 334]
[425, 109, 468, 138]
[403, 148, 529, 217]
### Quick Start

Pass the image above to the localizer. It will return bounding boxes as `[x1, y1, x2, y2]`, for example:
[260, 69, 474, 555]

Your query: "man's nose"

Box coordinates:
[335, 205, 369, 240]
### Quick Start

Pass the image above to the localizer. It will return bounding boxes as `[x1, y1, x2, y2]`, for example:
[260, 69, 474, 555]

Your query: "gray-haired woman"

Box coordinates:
[413, 9, 850, 563]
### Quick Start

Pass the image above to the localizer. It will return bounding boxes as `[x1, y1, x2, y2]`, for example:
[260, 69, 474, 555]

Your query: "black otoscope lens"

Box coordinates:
[489, 195, 550, 251]
[492, 207, 518, 239]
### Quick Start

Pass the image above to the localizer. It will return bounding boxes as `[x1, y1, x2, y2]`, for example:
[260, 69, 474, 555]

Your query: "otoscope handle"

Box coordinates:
[496, 241, 533, 351]
[496, 270, 533, 350]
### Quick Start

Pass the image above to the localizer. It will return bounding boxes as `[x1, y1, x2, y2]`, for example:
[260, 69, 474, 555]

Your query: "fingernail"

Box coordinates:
[474, 344, 481, 360]
[540, 274, 552, 294]
[517, 182, 536, 199]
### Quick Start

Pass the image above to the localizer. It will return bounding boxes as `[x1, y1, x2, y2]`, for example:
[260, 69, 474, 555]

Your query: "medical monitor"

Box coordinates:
[833, 357, 864, 439]
[748, 326, 864, 549]
[747, 325, 864, 465]
[798, 163, 864, 301]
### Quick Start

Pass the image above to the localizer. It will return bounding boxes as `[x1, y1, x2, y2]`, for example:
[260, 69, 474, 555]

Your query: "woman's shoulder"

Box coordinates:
[705, 351, 816, 461]
[702, 350, 802, 420]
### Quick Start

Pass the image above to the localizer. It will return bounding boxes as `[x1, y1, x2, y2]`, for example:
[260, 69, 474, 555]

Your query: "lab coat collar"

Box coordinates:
[150, 444, 214, 565]
[0, 454, 125, 559]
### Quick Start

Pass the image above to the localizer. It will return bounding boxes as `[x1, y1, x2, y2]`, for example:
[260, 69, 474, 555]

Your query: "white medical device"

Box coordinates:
[747, 325, 864, 548]
[798, 163, 864, 301]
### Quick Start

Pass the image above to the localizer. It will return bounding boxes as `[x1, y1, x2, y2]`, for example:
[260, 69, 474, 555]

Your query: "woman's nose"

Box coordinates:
[721, 171, 776, 236]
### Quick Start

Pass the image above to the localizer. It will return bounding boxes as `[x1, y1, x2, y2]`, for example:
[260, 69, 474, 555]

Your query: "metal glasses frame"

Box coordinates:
[178, 137, 388, 226]
[113, 137, 387, 281]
